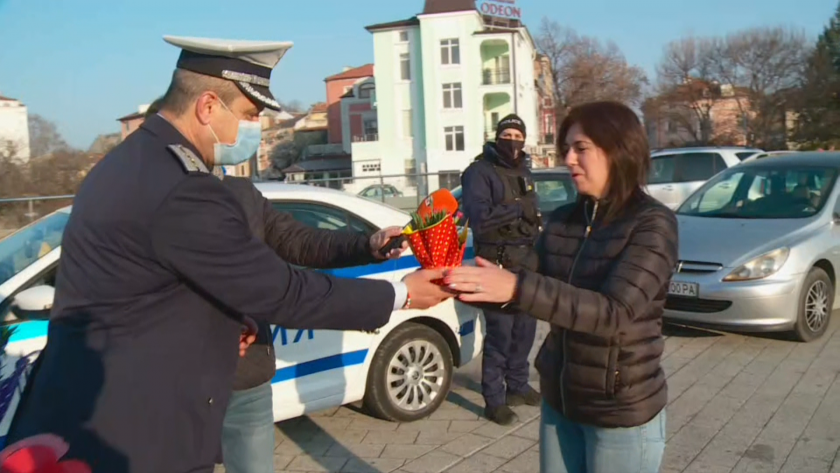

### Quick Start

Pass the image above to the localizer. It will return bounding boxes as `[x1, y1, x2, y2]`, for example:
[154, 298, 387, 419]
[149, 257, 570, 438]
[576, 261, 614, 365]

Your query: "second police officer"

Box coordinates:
[461, 114, 542, 426]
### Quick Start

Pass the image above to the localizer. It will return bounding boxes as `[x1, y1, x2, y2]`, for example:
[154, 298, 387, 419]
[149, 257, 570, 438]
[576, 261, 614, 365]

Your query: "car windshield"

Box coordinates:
[677, 166, 838, 219]
[0, 210, 70, 286]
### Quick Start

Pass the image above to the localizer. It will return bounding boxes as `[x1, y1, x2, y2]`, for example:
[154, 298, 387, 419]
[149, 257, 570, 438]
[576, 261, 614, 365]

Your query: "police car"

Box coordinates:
[0, 182, 484, 431]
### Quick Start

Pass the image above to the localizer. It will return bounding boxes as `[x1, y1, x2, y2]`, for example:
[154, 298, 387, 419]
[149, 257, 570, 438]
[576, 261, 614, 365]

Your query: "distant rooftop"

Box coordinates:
[325, 64, 374, 82]
[422, 0, 476, 14]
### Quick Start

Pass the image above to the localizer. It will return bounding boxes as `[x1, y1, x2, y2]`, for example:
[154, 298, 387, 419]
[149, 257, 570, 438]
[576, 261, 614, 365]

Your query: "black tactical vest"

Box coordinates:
[474, 163, 541, 271]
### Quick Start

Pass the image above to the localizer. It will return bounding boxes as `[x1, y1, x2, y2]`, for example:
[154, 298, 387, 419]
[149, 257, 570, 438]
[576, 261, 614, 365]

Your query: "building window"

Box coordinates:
[399, 31, 409, 42]
[444, 126, 465, 151]
[358, 84, 375, 99]
[402, 110, 413, 138]
[442, 83, 463, 109]
[400, 53, 411, 81]
[440, 39, 460, 65]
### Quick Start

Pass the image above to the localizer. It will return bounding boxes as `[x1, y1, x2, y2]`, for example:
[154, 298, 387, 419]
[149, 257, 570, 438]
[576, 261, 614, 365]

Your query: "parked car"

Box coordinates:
[741, 150, 799, 162]
[359, 184, 403, 200]
[0, 183, 485, 432]
[665, 152, 840, 342]
[451, 167, 578, 221]
[646, 147, 764, 209]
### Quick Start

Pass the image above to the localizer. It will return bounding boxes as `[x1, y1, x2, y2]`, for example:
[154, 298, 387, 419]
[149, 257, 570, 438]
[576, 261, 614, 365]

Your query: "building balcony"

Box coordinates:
[482, 69, 511, 85]
[352, 133, 379, 142]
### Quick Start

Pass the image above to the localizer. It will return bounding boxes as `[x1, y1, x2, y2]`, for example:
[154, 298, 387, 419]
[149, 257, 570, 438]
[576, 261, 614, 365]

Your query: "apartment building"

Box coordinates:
[345, 0, 538, 193]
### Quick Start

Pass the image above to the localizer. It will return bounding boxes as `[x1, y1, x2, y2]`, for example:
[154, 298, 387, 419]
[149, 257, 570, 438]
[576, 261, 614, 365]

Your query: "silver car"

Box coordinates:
[665, 152, 840, 342]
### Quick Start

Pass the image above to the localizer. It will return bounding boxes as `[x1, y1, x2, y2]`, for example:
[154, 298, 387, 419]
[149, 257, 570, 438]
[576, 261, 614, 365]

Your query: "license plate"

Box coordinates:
[669, 281, 699, 298]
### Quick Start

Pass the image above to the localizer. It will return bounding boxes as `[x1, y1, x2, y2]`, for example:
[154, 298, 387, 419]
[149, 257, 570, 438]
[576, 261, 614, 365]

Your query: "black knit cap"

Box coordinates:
[496, 113, 526, 139]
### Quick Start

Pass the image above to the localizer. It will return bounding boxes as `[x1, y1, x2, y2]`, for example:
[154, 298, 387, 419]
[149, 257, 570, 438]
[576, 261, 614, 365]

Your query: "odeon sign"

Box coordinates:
[477, 0, 522, 20]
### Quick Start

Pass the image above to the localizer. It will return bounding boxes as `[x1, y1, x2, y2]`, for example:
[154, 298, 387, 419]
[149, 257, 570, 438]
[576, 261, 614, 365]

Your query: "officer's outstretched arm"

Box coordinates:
[462, 165, 523, 234]
[149, 176, 395, 331]
[253, 185, 376, 269]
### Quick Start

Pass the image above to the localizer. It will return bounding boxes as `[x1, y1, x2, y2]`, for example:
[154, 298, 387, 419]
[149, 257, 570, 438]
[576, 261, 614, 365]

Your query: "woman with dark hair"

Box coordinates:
[445, 101, 677, 473]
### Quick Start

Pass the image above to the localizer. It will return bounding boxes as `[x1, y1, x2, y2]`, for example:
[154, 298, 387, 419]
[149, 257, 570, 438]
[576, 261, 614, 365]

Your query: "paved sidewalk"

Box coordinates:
[218, 316, 840, 473]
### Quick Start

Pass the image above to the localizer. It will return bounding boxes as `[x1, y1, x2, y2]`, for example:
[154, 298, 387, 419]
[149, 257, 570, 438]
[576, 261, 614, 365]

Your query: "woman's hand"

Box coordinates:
[445, 257, 518, 303]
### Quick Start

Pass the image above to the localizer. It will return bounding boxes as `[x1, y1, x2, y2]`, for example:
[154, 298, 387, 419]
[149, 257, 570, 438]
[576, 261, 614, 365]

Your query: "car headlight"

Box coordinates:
[723, 248, 790, 282]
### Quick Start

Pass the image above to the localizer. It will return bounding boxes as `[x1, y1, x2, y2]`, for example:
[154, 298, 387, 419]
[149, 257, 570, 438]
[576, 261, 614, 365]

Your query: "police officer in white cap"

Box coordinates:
[7, 36, 451, 473]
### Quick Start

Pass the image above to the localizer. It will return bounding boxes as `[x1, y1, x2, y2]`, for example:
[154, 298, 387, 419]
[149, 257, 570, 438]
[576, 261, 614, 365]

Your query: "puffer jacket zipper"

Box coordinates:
[559, 199, 599, 415]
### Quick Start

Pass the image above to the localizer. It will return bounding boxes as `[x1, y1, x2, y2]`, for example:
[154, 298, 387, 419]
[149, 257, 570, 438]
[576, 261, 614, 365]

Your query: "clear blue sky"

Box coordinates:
[0, 0, 836, 150]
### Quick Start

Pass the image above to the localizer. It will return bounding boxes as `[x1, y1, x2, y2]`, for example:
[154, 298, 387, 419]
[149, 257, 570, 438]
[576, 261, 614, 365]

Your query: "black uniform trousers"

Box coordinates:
[481, 308, 537, 408]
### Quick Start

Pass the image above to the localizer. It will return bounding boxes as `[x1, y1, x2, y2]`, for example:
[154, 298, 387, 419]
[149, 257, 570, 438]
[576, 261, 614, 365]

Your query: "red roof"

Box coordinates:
[324, 64, 374, 82]
[0, 95, 18, 101]
[310, 102, 328, 113]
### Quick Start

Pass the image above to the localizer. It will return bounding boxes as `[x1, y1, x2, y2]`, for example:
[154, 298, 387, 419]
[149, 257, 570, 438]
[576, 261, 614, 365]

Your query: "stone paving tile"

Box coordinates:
[496, 450, 540, 473]
[445, 453, 507, 473]
[340, 458, 407, 473]
[379, 444, 437, 460]
[245, 318, 840, 473]
[447, 420, 486, 433]
[479, 435, 535, 460]
[362, 430, 419, 445]
[285, 454, 350, 472]
[401, 451, 462, 473]
[414, 431, 466, 445]
[439, 433, 494, 457]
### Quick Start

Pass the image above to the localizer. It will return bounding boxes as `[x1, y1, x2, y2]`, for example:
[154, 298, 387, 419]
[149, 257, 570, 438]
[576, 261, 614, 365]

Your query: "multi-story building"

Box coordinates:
[324, 65, 375, 145]
[345, 0, 538, 194]
[533, 53, 557, 167]
[117, 104, 151, 141]
[0, 94, 31, 163]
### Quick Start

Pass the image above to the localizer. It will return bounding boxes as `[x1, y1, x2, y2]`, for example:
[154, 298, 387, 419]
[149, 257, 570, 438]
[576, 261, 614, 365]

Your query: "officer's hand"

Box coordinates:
[402, 269, 455, 310]
[371, 226, 408, 260]
[239, 316, 258, 357]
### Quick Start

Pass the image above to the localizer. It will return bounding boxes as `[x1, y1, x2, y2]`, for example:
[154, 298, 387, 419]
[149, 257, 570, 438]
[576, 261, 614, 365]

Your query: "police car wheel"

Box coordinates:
[363, 322, 453, 422]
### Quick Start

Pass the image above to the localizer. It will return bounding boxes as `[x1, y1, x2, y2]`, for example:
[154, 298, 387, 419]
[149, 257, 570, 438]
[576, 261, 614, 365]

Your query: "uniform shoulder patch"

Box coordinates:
[167, 144, 209, 174]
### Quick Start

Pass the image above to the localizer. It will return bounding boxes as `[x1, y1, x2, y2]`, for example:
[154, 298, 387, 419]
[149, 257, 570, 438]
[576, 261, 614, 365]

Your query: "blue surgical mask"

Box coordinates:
[208, 101, 262, 166]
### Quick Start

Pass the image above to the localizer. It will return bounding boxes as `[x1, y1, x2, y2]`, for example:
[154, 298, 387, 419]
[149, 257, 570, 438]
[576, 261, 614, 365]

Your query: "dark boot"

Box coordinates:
[485, 405, 519, 426]
[506, 385, 541, 407]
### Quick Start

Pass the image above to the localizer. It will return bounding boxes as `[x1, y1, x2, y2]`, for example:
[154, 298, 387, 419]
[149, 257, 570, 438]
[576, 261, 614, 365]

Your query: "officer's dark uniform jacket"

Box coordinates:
[514, 192, 678, 428]
[7, 115, 397, 473]
[220, 177, 379, 390]
[460, 142, 540, 271]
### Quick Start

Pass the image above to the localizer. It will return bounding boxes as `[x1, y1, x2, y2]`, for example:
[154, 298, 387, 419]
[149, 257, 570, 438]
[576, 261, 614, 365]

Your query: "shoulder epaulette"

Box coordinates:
[167, 144, 209, 174]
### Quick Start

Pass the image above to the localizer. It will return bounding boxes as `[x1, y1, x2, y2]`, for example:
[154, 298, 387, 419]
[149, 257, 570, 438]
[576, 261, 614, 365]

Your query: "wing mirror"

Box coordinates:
[10, 285, 55, 321]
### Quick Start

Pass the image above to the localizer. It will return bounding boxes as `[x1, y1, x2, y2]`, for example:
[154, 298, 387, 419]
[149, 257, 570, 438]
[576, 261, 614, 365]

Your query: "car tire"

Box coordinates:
[363, 322, 453, 422]
[793, 267, 834, 342]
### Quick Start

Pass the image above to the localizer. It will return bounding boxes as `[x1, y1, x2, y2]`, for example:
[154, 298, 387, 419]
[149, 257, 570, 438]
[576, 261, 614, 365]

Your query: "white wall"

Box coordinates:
[0, 101, 30, 163]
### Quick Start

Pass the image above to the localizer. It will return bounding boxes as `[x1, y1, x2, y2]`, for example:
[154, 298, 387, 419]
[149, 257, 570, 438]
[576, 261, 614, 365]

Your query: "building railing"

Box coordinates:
[352, 133, 379, 143]
[482, 69, 511, 85]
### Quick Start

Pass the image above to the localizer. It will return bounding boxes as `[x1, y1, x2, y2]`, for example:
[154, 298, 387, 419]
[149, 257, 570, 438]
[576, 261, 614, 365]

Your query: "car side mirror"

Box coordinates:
[10, 285, 55, 321]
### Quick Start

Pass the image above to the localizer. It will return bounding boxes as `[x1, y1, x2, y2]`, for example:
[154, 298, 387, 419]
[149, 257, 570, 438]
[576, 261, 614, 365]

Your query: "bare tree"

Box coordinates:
[28, 114, 70, 158]
[647, 37, 722, 145]
[536, 18, 648, 119]
[279, 100, 305, 113]
[652, 27, 808, 149]
[709, 27, 808, 148]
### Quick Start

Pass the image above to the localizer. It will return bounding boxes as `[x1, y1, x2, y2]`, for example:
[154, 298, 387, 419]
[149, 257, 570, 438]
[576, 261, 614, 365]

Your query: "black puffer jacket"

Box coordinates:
[513, 191, 678, 428]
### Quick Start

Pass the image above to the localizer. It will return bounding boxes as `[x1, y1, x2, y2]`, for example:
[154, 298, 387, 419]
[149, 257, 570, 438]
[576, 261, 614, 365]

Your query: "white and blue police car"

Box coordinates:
[0, 182, 485, 436]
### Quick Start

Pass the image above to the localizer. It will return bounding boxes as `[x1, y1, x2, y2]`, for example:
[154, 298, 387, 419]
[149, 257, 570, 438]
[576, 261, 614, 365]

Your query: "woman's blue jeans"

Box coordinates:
[539, 401, 666, 473]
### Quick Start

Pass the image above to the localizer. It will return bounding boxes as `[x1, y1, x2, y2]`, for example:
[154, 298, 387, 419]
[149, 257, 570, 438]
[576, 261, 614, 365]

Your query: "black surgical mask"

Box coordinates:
[496, 138, 526, 165]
